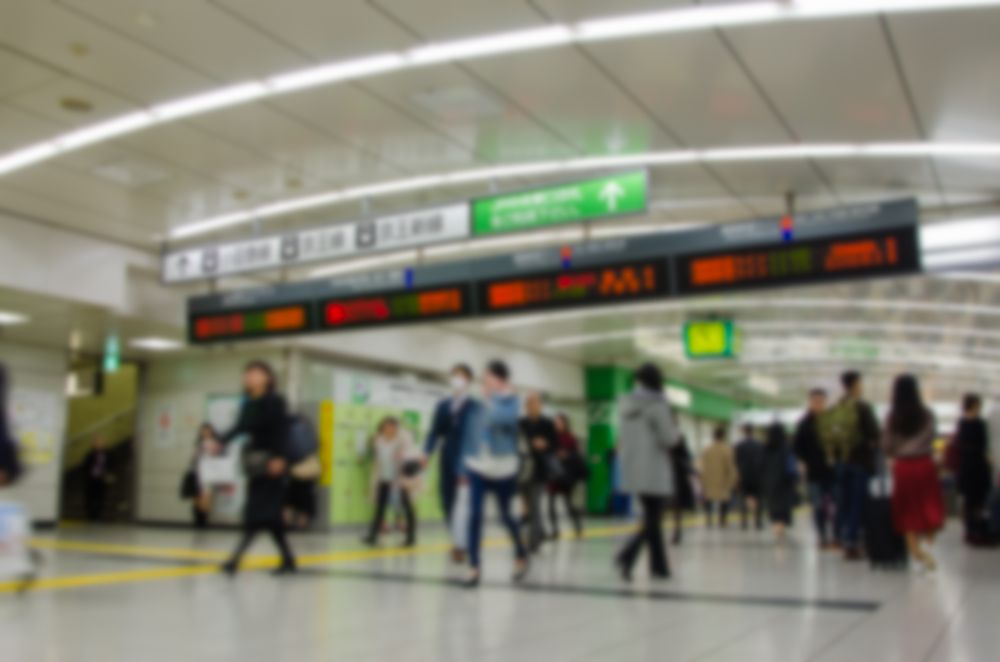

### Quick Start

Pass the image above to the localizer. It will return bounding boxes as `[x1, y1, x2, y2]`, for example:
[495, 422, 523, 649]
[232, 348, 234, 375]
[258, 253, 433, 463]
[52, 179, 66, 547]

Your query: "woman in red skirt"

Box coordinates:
[883, 374, 945, 571]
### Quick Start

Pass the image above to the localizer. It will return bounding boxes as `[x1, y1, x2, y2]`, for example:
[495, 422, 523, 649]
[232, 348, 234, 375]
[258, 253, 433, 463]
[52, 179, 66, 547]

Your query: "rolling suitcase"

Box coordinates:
[865, 457, 907, 569]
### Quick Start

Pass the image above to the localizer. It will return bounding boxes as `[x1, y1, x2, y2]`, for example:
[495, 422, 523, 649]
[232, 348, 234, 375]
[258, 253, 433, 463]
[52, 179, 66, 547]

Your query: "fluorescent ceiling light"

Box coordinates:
[920, 216, 1000, 252]
[935, 271, 1000, 285]
[56, 112, 154, 150]
[310, 250, 417, 278]
[408, 26, 573, 64]
[167, 142, 1000, 240]
[923, 246, 1000, 270]
[0, 310, 28, 325]
[424, 228, 583, 258]
[129, 337, 184, 351]
[0, 143, 58, 176]
[268, 54, 406, 93]
[1, 2, 998, 179]
[151, 82, 269, 121]
[590, 220, 709, 239]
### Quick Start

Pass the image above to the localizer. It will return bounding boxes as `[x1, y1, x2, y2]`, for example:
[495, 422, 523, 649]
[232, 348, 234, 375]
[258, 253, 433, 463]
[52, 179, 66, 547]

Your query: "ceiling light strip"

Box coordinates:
[168, 142, 1000, 239]
[1, 0, 999, 178]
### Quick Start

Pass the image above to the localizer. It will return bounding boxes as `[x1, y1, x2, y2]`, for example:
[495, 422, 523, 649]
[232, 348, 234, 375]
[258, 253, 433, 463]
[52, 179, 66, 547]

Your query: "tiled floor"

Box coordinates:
[1, 517, 996, 661]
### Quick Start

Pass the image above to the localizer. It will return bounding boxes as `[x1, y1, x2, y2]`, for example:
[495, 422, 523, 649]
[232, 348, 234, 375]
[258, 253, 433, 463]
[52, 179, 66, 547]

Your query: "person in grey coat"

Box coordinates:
[614, 363, 681, 581]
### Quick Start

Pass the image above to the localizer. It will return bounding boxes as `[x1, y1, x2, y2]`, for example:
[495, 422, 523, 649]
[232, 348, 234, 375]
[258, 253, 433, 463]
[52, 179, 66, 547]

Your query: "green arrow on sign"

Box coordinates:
[472, 170, 648, 236]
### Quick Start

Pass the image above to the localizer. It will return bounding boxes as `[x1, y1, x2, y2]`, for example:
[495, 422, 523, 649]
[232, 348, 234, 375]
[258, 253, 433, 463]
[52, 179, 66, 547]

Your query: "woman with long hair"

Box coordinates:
[883, 374, 944, 571]
[760, 422, 799, 541]
[220, 360, 297, 576]
[548, 412, 584, 539]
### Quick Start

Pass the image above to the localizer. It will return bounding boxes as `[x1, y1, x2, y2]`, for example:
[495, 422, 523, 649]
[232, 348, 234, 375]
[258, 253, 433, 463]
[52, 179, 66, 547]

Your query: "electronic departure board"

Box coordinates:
[190, 303, 313, 342]
[675, 226, 920, 295]
[320, 285, 470, 330]
[480, 261, 668, 314]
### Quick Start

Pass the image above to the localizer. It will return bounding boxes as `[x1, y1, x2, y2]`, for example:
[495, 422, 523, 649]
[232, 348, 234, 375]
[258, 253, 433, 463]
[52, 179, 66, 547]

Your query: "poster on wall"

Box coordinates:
[329, 371, 448, 525]
[152, 400, 176, 449]
[8, 388, 64, 467]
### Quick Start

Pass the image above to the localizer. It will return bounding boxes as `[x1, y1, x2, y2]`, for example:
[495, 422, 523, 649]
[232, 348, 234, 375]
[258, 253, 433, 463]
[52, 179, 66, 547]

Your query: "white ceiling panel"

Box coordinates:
[213, 0, 416, 61]
[359, 67, 577, 162]
[582, 32, 789, 147]
[0, 49, 61, 100]
[3, 163, 168, 229]
[58, 0, 308, 82]
[465, 48, 680, 155]
[705, 160, 837, 215]
[271, 84, 477, 174]
[534, 0, 692, 23]
[371, 0, 543, 41]
[0, 183, 155, 246]
[890, 8, 1000, 141]
[816, 157, 942, 206]
[0, 103, 60, 151]
[724, 17, 921, 142]
[0, 1, 210, 103]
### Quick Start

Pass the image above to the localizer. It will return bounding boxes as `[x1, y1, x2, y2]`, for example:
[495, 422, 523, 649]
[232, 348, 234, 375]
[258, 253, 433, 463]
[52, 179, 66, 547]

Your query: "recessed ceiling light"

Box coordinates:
[60, 97, 94, 113]
[129, 337, 184, 351]
[0, 311, 29, 326]
[68, 42, 90, 57]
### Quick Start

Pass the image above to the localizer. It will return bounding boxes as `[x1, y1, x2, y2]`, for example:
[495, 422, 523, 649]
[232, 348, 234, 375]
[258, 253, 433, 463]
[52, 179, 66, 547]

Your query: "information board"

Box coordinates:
[684, 320, 740, 360]
[321, 285, 471, 330]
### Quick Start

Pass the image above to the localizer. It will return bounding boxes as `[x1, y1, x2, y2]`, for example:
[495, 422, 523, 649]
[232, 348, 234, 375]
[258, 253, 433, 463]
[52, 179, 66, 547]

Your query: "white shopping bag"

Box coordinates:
[0, 501, 33, 578]
[198, 451, 240, 486]
[451, 483, 471, 551]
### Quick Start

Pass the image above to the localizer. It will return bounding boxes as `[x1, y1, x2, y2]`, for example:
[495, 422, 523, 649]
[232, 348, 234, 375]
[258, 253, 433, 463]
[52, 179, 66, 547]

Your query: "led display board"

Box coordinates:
[675, 226, 919, 295]
[189, 303, 313, 342]
[320, 286, 471, 330]
[479, 261, 667, 314]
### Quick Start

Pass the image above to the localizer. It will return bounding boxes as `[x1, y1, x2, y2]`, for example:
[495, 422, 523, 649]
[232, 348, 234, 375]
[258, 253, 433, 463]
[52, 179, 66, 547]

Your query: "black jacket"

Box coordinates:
[794, 413, 833, 486]
[520, 416, 557, 483]
[223, 392, 290, 459]
[735, 438, 764, 490]
[956, 418, 992, 503]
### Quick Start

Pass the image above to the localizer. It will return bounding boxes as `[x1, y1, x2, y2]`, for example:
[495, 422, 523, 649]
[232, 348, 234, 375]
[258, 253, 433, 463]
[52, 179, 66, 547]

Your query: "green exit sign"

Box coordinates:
[472, 170, 648, 236]
[684, 320, 741, 360]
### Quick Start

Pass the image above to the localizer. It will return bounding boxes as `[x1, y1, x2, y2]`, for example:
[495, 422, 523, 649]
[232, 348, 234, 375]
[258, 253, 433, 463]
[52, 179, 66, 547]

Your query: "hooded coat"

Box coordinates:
[617, 391, 680, 497]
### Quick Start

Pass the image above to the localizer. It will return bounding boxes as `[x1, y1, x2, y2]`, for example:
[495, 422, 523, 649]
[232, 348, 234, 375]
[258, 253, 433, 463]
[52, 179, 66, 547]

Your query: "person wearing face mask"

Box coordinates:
[424, 363, 477, 562]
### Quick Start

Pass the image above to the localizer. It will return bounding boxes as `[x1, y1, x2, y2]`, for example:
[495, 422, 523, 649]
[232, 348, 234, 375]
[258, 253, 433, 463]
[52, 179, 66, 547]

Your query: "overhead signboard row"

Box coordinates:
[163, 171, 649, 283]
[187, 199, 922, 344]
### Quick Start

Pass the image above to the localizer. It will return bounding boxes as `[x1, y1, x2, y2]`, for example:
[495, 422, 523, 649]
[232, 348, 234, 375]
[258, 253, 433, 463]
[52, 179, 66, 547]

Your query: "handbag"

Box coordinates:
[179, 469, 199, 499]
[290, 454, 322, 481]
[241, 447, 271, 478]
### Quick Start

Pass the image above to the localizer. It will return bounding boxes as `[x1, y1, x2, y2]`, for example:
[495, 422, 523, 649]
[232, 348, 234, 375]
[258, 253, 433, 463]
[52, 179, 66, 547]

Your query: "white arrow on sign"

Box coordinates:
[599, 181, 625, 212]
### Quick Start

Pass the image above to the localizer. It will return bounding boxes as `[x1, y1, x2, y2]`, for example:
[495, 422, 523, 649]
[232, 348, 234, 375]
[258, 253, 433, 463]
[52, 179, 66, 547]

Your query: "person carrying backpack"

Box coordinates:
[818, 371, 881, 560]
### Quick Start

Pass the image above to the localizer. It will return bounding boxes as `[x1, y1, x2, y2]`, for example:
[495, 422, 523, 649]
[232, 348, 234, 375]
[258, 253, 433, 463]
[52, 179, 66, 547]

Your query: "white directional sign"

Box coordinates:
[162, 203, 468, 283]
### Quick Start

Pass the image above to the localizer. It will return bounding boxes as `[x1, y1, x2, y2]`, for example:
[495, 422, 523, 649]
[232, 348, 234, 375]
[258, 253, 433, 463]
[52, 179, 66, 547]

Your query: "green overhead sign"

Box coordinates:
[684, 320, 741, 360]
[472, 170, 648, 236]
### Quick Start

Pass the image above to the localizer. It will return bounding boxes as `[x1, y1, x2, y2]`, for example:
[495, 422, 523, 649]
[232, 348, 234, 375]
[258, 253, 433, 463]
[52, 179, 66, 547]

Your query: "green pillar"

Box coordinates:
[585, 365, 632, 514]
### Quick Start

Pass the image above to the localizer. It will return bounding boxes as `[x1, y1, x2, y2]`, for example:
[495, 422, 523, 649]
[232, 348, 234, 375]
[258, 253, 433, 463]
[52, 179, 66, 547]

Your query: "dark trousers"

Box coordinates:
[808, 482, 835, 543]
[835, 464, 869, 548]
[705, 500, 730, 527]
[192, 505, 209, 529]
[468, 472, 526, 569]
[228, 521, 295, 568]
[85, 479, 106, 521]
[548, 486, 582, 537]
[439, 461, 459, 523]
[618, 494, 669, 577]
[519, 480, 547, 551]
[369, 482, 415, 543]
[963, 492, 989, 540]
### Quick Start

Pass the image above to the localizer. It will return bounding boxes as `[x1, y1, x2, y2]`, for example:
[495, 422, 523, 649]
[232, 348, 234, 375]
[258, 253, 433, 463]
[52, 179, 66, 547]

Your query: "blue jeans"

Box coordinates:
[808, 482, 835, 544]
[835, 464, 869, 548]
[467, 472, 526, 569]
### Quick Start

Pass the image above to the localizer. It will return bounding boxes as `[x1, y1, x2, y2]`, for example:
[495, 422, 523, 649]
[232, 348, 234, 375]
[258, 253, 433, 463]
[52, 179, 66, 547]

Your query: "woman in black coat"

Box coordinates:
[761, 422, 798, 541]
[220, 361, 297, 575]
[956, 394, 993, 545]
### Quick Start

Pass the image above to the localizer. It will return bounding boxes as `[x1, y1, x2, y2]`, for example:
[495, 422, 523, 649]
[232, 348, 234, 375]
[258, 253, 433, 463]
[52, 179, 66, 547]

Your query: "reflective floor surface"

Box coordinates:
[1, 517, 996, 662]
